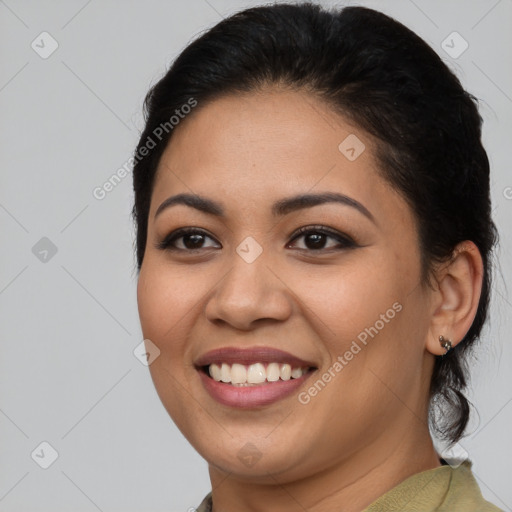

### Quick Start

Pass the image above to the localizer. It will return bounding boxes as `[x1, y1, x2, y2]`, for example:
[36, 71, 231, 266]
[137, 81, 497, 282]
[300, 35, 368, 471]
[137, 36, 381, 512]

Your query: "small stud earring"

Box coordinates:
[439, 335, 452, 354]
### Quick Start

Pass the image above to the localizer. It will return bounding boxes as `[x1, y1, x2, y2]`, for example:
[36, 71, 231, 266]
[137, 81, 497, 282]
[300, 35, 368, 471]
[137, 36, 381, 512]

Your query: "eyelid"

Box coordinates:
[288, 225, 356, 245]
[155, 224, 357, 252]
[286, 226, 357, 253]
[154, 227, 220, 251]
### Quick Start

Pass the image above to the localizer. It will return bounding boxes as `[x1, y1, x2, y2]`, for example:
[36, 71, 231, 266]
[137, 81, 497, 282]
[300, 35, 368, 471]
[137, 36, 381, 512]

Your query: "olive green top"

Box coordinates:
[195, 460, 503, 511]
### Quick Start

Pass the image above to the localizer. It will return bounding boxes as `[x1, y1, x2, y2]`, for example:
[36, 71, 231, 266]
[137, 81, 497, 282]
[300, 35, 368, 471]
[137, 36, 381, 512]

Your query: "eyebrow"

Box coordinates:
[154, 192, 375, 223]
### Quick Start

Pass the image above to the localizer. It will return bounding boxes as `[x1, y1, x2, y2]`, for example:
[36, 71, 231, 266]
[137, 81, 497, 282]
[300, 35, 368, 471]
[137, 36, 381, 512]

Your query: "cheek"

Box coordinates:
[291, 250, 424, 404]
[290, 257, 405, 341]
[136, 261, 224, 379]
[136, 263, 194, 346]
[136, 265, 200, 421]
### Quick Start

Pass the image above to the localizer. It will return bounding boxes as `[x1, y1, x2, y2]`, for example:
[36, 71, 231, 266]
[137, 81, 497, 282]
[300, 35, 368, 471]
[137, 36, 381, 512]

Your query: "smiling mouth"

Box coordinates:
[199, 362, 317, 386]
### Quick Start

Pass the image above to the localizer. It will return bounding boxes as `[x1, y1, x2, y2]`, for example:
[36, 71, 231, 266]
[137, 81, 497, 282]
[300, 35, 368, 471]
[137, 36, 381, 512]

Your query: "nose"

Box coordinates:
[204, 250, 293, 331]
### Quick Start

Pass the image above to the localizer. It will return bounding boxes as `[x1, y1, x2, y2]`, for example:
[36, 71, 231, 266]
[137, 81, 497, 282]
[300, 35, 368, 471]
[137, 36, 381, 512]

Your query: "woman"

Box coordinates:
[131, 3, 502, 511]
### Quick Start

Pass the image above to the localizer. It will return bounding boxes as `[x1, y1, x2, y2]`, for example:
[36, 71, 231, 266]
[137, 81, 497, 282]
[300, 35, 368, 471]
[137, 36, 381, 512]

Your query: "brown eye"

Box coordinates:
[155, 228, 220, 251]
[155, 225, 357, 254]
[287, 226, 357, 251]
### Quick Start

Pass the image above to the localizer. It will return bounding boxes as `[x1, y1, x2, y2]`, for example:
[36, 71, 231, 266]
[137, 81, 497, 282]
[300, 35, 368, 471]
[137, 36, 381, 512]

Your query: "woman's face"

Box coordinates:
[137, 88, 436, 482]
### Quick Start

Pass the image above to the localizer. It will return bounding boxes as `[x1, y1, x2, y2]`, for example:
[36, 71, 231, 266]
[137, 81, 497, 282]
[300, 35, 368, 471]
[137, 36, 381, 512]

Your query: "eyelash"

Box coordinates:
[155, 225, 358, 254]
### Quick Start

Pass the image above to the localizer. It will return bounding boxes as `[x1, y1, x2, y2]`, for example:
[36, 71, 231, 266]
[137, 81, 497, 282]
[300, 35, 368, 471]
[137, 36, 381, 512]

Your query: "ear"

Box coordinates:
[426, 241, 484, 356]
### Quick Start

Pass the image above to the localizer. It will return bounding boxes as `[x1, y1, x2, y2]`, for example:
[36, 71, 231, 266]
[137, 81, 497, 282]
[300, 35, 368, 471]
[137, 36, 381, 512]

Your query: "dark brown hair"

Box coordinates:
[131, 2, 498, 445]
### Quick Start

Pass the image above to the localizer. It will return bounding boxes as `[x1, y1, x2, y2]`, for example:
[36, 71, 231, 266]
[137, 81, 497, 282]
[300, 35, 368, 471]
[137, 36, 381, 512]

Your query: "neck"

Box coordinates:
[208, 428, 441, 512]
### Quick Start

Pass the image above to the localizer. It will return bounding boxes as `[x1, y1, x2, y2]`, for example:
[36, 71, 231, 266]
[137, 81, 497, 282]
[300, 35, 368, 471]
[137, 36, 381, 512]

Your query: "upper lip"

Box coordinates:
[194, 347, 317, 368]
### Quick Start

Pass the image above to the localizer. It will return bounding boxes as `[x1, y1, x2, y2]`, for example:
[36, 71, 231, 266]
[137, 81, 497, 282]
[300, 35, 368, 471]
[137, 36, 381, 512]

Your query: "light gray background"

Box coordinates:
[0, 0, 511, 511]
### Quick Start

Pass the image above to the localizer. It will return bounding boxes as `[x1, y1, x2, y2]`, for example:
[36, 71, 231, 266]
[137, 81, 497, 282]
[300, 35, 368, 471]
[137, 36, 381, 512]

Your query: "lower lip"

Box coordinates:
[198, 369, 315, 408]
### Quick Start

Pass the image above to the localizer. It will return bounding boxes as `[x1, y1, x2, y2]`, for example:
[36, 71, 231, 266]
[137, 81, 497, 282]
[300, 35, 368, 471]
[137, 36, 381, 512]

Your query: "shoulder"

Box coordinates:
[364, 460, 504, 512]
[195, 462, 503, 512]
[195, 492, 212, 512]
[438, 460, 503, 512]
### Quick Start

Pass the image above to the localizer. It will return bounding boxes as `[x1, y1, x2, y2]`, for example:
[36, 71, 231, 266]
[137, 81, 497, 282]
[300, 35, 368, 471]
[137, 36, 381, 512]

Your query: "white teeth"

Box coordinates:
[291, 367, 303, 379]
[207, 362, 309, 385]
[209, 363, 222, 381]
[280, 363, 291, 381]
[231, 363, 247, 384]
[220, 363, 231, 383]
[247, 363, 266, 384]
[266, 362, 280, 382]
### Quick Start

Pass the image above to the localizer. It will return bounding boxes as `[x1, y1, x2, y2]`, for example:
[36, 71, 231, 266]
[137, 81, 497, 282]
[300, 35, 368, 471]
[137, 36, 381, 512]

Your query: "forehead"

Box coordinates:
[158, 88, 370, 171]
[150, 88, 406, 223]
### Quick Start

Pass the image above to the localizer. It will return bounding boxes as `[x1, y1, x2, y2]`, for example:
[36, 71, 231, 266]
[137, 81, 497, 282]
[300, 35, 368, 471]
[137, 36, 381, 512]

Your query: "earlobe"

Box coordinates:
[426, 241, 484, 356]
[438, 335, 453, 354]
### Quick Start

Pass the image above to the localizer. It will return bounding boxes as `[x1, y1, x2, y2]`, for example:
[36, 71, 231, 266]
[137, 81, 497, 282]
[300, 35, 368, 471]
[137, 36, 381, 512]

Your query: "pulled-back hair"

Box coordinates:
[131, 2, 498, 445]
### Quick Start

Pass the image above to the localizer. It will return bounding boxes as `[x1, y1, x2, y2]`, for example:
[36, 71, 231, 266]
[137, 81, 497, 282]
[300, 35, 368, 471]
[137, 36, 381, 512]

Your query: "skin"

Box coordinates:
[136, 87, 483, 512]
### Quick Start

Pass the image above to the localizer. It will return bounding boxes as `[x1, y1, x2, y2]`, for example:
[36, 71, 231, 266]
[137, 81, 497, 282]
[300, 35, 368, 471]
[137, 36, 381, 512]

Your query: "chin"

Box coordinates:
[190, 431, 314, 482]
